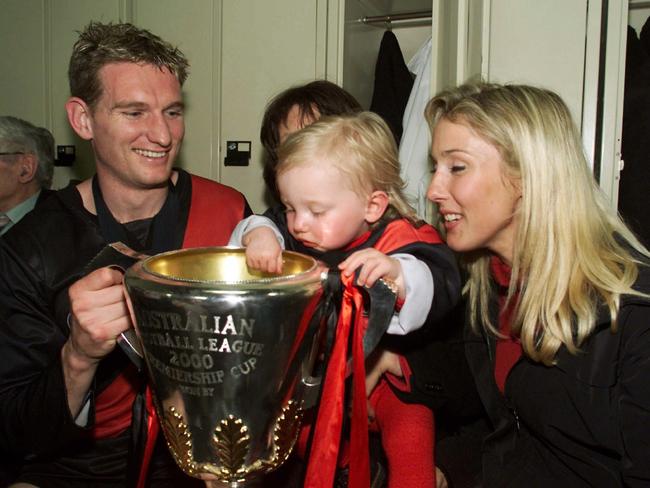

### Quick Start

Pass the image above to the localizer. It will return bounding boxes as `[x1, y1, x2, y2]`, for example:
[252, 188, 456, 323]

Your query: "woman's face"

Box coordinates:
[427, 118, 520, 264]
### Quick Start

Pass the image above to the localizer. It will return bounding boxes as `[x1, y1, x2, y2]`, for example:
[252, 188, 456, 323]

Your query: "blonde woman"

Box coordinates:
[421, 82, 650, 486]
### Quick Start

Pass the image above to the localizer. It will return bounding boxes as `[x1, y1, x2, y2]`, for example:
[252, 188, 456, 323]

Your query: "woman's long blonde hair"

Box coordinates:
[425, 83, 649, 364]
[276, 111, 418, 225]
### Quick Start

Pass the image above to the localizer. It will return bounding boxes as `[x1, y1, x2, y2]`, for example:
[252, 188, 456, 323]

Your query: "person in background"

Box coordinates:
[232, 111, 461, 488]
[0, 21, 250, 488]
[411, 81, 649, 486]
[260, 80, 362, 203]
[0, 116, 55, 236]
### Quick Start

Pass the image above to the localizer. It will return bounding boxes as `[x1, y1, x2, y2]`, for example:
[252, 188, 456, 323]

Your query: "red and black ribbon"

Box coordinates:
[304, 272, 371, 488]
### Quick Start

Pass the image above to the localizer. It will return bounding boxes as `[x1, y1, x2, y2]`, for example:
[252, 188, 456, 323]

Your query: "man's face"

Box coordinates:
[0, 153, 24, 212]
[86, 62, 185, 191]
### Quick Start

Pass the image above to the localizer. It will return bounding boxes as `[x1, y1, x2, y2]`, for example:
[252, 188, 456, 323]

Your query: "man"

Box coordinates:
[0, 116, 55, 235]
[0, 22, 251, 487]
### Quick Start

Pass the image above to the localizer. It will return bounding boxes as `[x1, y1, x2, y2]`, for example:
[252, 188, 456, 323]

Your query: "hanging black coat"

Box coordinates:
[369, 30, 414, 145]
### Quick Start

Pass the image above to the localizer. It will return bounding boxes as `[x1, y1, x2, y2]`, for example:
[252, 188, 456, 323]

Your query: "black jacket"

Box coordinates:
[466, 262, 650, 487]
[398, 299, 489, 488]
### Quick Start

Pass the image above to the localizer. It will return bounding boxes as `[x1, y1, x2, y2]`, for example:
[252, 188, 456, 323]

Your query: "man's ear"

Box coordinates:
[17, 153, 38, 183]
[365, 190, 389, 224]
[65, 97, 94, 140]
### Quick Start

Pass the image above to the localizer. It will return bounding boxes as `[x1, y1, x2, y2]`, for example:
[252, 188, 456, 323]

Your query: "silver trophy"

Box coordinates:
[122, 246, 396, 487]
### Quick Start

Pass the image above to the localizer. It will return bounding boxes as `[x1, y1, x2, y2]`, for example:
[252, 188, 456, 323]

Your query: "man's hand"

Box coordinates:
[242, 227, 283, 273]
[62, 267, 131, 416]
[339, 248, 405, 299]
[67, 267, 131, 365]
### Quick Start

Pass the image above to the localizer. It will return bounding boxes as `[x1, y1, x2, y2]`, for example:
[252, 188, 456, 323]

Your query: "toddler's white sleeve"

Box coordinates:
[386, 253, 433, 335]
[228, 215, 285, 248]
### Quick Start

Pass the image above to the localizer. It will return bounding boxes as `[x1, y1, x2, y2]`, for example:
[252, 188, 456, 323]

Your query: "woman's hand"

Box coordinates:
[436, 467, 449, 488]
[365, 348, 404, 421]
[365, 348, 404, 396]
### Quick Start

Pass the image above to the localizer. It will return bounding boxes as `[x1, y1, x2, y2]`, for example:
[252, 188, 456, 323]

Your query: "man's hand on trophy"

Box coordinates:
[67, 266, 132, 365]
[62, 267, 132, 417]
[243, 226, 284, 273]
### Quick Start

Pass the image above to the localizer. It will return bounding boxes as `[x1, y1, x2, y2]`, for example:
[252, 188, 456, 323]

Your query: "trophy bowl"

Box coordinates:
[124, 247, 328, 487]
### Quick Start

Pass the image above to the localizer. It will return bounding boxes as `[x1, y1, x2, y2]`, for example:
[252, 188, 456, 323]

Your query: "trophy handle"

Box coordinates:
[301, 374, 323, 410]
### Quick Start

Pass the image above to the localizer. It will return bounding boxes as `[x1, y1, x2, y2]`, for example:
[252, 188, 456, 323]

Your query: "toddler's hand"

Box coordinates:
[242, 227, 283, 273]
[338, 248, 405, 299]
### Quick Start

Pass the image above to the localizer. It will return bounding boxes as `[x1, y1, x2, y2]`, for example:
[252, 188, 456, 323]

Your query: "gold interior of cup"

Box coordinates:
[142, 247, 317, 283]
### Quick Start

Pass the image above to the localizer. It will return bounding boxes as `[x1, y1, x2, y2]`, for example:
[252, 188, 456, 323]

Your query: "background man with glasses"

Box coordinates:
[0, 115, 54, 236]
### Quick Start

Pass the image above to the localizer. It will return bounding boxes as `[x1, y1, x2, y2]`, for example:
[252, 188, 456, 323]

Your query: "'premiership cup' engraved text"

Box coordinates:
[231, 357, 257, 377]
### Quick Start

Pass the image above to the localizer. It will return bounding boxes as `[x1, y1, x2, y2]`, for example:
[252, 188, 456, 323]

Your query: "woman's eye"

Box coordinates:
[451, 164, 466, 173]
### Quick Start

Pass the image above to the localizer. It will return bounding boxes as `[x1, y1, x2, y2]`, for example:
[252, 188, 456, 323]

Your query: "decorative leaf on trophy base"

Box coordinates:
[271, 399, 304, 467]
[212, 415, 250, 478]
[162, 407, 197, 475]
[157, 401, 305, 483]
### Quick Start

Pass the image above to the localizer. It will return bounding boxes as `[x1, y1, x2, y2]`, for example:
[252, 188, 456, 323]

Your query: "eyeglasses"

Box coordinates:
[0, 152, 25, 156]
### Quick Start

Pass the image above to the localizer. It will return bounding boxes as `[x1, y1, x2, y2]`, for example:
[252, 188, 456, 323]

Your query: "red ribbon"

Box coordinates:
[136, 387, 160, 488]
[280, 290, 324, 407]
[304, 273, 370, 488]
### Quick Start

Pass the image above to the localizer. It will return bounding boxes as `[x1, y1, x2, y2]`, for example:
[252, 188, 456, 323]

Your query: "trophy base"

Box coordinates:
[204, 480, 263, 488]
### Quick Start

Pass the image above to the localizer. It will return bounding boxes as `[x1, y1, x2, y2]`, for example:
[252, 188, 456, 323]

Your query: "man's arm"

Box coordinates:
[0, 224, 130, 454]
[0, 239, 85, 454]
[63, 267, 131, 417]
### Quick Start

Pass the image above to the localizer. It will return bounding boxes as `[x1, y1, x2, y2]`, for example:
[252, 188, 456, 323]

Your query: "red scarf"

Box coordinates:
[491, 256, 522, 393]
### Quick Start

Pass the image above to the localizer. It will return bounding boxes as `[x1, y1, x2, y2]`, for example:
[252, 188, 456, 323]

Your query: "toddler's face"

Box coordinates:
[277, 161, 371, 252]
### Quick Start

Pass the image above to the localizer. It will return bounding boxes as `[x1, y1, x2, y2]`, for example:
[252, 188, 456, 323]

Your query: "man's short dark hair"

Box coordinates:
[68, 21, 189, 109]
